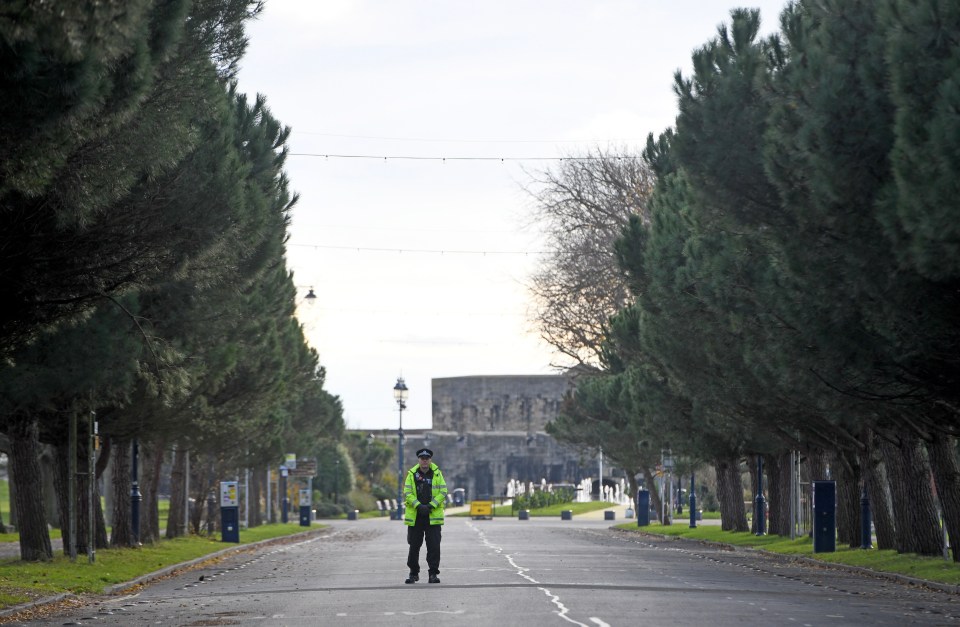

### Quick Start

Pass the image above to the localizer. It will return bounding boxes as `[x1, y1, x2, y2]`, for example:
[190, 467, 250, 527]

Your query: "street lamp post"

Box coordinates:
[334, 458, 340, 505]
[393, 377, 409, 521]
[131, 438, 141, 545]
[689, 472, 697, 528]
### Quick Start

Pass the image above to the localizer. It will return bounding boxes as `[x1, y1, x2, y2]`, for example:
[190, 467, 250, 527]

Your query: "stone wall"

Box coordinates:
[431, 375, 571, 433]
[424, 374, 586, 500]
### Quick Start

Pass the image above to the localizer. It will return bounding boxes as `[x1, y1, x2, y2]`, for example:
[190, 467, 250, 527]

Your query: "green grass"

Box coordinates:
[450, 500, 618, 517]
[615, 521, 960, 586]
[0, 522, 321, 610]
[523, 501, 618, 516]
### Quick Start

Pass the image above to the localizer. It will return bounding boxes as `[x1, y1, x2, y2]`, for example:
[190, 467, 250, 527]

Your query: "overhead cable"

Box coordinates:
[288, 153, 642, 162]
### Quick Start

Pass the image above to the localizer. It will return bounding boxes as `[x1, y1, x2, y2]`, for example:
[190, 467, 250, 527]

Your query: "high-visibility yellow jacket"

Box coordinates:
[403, 462, 447, 526]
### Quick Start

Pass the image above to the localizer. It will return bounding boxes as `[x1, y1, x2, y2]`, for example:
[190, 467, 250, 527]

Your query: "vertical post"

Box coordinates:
[335, 459, 340, 505]
[860, 479, 872, 549]
[280, 467, 288, 523]
[598, 446, 603, 500]
[668, 472, 673, 524]
[131, 438, 141, 545]
[88, 412, 96, 563]
[244, 467, 249, 529]
[397, 409, 404, 521]
[68, 413, 77, 560]
[789, 450, 797, 540]
[266, 467, 272, 524]
[661, 474, 666, 524]
[184, 450, 190, 535]
[394, 377, 408, 521]
[755, 454, 766, 536]
[689, 472, 697, 528]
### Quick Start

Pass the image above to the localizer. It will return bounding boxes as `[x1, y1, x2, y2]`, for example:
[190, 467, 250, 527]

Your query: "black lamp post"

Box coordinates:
[393, 377, 409, 521]
[689, 472, 697, 528]
[131, 438, 141, 544]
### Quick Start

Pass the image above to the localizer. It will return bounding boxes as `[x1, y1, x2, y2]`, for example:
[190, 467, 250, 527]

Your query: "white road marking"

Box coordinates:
[466, 521, 604, 627]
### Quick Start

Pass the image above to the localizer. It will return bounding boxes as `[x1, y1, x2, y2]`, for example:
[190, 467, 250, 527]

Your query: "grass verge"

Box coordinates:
[0, 522, 321, 611]
[450, 501, 618, 518]
[615, 521, 960, 586]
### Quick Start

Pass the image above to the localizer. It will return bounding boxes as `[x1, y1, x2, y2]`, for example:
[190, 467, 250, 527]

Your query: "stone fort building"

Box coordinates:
[417, 374, 587, 500]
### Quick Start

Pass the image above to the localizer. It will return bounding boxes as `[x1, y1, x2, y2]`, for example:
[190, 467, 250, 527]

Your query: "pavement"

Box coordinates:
[5, 514, 958, 626]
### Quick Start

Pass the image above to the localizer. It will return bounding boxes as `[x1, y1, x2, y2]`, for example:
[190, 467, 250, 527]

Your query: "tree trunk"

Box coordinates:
[766, 451, 793, 536]
[833, 448, 861, 548]
[192, 458, 216, 534]
[140, 440, 163, 544]
[766, 454, 781, 536]
[51, 442, 72, 556]
[7, 451, 18, 530]
[715, 455, 748, 531]
[926, 435, 960, 562]
[0, 435, 8, 532]
[880, 429, 942, 555]
[93, 437, 110, 549]
[110, 436, 134, 547]
[861, 431, 896, 550]
[747, 454, 760, 534]
[167, 446, 187, 539]
[868, 456, 896, 550]
[8, 418, 52, 561]
[639, 464, 663, 523]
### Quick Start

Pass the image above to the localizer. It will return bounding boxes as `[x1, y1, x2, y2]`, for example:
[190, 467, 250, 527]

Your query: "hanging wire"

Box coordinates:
[288, 153, 639, 162]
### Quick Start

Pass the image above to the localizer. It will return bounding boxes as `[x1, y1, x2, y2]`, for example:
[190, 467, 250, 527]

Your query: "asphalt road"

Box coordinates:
[8, 516, 959, 626]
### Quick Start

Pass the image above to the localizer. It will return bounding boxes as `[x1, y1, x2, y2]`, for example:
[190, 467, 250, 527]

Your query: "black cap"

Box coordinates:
[416, 448, 433, 459]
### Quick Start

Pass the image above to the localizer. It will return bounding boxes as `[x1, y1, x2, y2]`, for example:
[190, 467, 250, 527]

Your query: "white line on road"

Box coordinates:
[466, 521, 607, 627]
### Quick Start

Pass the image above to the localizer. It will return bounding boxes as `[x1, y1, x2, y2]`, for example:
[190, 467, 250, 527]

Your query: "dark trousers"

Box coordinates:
[406, 516, 441, 575]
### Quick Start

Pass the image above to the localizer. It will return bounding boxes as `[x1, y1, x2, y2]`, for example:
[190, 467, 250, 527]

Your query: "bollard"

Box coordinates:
[813, 480, 837, 553]
[636, 489, 650, 526]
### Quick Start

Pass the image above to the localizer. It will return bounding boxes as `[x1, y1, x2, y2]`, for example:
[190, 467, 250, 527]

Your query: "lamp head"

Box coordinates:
[393, 377, 409, 403]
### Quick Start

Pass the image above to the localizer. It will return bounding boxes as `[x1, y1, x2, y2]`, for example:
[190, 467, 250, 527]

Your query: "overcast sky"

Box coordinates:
[236, 0, 790, 431]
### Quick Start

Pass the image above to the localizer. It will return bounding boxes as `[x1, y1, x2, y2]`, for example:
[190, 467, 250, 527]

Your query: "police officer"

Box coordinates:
[403, 448, 447, 583]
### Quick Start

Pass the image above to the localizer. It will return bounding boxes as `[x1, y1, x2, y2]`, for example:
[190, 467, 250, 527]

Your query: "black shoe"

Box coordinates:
[405, 573, 419, 584]
[428, 574, 440, 584]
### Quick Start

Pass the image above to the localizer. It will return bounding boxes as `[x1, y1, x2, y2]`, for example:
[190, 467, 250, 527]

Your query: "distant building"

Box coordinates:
[425, 374, 586, 500]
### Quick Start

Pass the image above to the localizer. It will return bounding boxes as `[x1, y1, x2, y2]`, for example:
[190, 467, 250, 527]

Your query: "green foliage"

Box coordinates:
[512, 487, 575, 512]
[0, 0, 345, 557]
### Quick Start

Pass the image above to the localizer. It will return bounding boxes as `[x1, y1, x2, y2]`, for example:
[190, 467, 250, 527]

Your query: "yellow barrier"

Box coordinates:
[470, 500, 493, 519]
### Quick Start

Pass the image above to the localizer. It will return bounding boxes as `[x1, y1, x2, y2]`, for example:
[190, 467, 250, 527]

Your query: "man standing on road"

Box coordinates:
[403, 448, 447, 584]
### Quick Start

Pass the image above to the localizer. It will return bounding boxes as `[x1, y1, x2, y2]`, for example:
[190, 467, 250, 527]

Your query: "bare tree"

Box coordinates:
[525, 148, 654, 368]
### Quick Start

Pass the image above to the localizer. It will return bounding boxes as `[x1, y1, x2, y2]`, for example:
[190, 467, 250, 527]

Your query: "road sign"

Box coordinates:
[288, 459, 317, 477]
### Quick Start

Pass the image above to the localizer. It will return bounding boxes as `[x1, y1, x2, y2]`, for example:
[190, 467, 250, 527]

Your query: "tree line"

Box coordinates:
[533, 1, 960, 559]
[0, 0, 344, 561]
